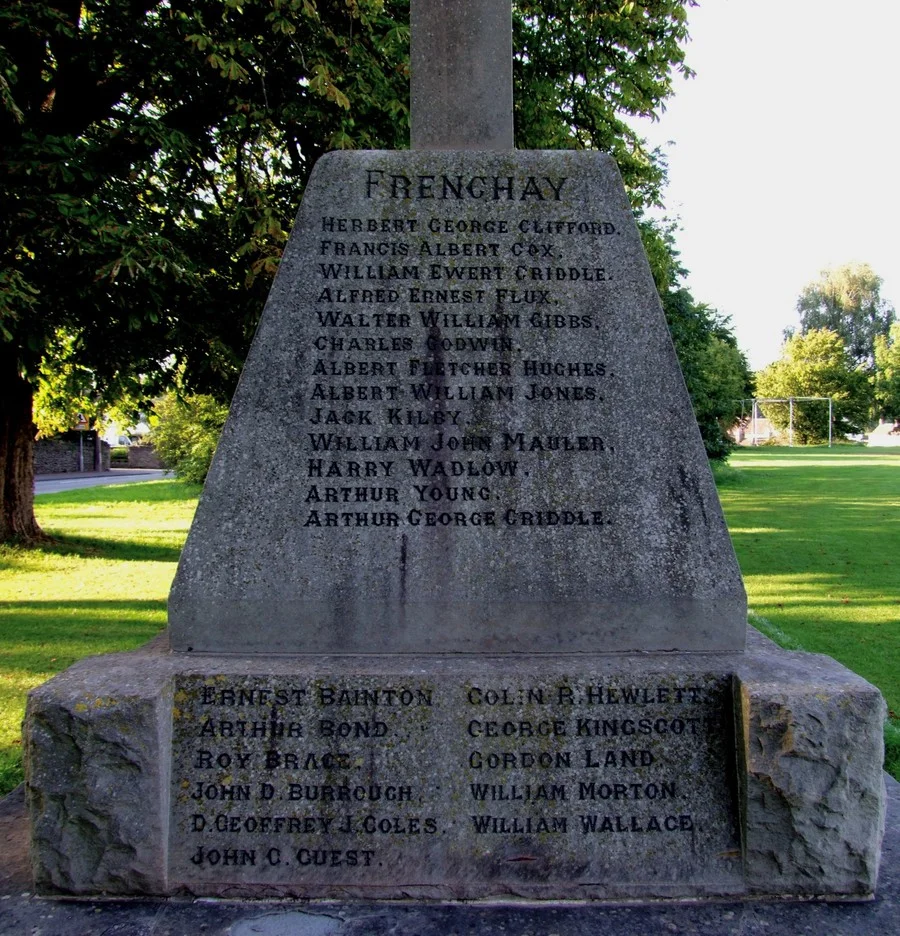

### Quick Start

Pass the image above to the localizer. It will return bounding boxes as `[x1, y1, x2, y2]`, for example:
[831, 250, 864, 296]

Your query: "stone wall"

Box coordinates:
[35, 438, 110, 474]
[126, 445, 164, 469]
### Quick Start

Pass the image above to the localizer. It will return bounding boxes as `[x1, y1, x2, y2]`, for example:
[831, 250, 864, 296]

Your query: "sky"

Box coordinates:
[632, 0, 900, 371]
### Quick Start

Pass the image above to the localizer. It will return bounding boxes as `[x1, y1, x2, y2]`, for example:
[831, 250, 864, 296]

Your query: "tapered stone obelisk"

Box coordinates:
[167, 0, 748, 656]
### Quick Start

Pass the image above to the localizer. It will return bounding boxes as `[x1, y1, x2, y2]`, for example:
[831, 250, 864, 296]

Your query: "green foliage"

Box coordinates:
[514, 0, 696, 210]
[756, 329, 872, 443]
[632, 216, 753, 459]
[693, 332, 753, 458]
[661, 288, 752, 459]
[33, 331, 102, 438]
[0, 0, 416, 538]
[874, 322, 900, 421]
[33, 328, 147, 438]
[150, 392, 228, 483]
[1, 0, 411, 400]
[792, 263, 895, 369]
[637, 214, 685, 296]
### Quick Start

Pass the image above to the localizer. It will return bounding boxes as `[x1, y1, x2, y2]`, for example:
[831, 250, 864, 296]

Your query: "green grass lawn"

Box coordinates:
[0, 481, 200, 793]
[714, 445, 900, 775]
[0, 448, 898, 796]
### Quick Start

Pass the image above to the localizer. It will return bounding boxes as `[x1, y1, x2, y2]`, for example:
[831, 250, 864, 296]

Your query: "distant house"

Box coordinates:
[867, 421, 900, 447]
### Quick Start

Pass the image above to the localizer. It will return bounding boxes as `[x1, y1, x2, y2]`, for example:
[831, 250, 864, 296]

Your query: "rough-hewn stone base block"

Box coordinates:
[25, 632, 885, 900]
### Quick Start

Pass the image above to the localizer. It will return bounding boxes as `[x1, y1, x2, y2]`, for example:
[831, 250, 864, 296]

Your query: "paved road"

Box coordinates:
[34, 469, 172, 495]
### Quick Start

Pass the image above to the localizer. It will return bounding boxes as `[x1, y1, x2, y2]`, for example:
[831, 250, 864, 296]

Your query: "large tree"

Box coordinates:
[756, 329, 872, 444]
[874, 323, 900, 422]
[1, 0, 411, 539]
[638, 215, 752, 459]
[514, 0, 694, 210]
[1, 0, 698, 541]
[791, 263, 896, 370]
[660, 288, 752, 459]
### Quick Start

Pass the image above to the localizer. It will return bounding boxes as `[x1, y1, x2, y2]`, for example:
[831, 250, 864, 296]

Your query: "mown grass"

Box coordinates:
[0, 481, 199, 793]
[714, 445, 900, 778]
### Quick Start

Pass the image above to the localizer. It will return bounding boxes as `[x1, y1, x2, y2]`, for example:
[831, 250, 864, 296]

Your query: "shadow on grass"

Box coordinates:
[0, 531, 185, 566]
[0, 600, 167, 675]
[39, 533, 184, 563]
[723, 471, 900, 566]
[720, 463, 900, 489]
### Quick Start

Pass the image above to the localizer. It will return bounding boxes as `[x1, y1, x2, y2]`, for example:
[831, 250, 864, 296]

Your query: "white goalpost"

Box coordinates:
[742, 396, 834, 447]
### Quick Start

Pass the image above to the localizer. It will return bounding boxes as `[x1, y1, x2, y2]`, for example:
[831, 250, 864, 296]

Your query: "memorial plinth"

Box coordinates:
[26, 632, 886, 899]
[25, 146, 887, 901]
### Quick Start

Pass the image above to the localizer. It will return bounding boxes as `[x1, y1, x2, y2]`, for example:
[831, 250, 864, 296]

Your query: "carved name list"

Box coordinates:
[170, 672, 741, 891]
[300, 165, 620, 534]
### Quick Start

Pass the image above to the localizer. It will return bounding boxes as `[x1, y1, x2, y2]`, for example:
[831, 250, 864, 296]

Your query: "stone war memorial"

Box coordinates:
[26, 0, 887, 903]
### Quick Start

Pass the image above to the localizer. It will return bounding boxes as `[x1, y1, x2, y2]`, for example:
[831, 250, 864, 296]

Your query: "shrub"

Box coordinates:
[149, 392, 229, 484]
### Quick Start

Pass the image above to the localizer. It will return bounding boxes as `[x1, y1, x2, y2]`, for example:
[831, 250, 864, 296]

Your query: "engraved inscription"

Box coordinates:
[169, 673, 741, 890]
[298, 165, 625, 531]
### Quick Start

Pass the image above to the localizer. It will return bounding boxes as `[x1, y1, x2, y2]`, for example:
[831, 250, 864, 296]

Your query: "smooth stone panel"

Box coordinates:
[411, 0, 514, 149]
[169, 668, 741, 900]
[167, 150, 746, 655]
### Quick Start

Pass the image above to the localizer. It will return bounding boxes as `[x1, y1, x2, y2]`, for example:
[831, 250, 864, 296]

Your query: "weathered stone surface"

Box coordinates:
[737, 635, 887, 897]
[25, 651, 172, 895]
[24, 633, 887, 899]
[168, 149, 745, 655]
[7, 774, 900, 931]
[411, 0, 514, 150]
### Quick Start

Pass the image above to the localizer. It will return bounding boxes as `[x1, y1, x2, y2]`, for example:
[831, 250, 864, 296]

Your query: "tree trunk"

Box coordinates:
[0, 345, 43, 542]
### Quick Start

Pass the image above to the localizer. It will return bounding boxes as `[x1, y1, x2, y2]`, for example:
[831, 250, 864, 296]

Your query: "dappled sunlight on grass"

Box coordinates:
[0, 598, 167, 628]
[717, 446, 900, 730]
[0, 481, 198, 794]
[4, 557, 180, 599]
[743, 578, 900, 628]
[1, 482, 198, 606]
[32, 482, 199, 563]
[0, 670, 56, 692]
[0, 547, 85, 576]
[35, 479, 201, 505]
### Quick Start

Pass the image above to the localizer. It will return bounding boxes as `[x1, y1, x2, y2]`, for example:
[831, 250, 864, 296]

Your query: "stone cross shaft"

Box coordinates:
[410, 0, 514, 150]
